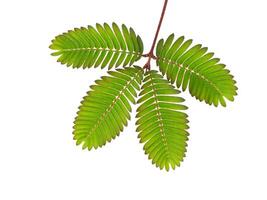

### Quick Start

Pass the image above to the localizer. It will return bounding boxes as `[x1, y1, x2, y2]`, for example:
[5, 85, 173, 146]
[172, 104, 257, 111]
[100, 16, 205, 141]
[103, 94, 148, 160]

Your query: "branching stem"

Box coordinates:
[143, 0, 168, 70]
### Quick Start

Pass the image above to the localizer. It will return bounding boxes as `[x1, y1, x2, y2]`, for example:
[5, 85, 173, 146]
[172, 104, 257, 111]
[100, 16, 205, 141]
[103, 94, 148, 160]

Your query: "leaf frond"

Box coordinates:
[156, 34, 238, 107]
[50, 23, 144, 69]
[136, 70, 189, 171]
[74, 66, 144, 150]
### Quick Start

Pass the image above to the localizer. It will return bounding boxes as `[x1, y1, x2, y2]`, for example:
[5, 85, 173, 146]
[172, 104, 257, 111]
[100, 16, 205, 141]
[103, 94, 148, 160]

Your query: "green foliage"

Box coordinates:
[50, 16, 237, 170]
[156, 34, 238, 106]
[136, 71, 189, 171]
[73, 66, 143, 150]
[50, 23, 144, 69]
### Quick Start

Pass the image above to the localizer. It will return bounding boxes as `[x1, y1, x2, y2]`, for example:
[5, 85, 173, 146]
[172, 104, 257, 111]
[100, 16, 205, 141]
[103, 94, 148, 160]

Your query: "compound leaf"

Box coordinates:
[156, 34, 238, 107]
[136, 70, 189, 171]
[74, 66, 144, 150]
[50, 23, 144, 69]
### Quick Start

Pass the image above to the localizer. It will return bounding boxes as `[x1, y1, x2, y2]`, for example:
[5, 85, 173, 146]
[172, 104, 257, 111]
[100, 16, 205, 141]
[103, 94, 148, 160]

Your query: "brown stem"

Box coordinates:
[143, 0, 168, 70]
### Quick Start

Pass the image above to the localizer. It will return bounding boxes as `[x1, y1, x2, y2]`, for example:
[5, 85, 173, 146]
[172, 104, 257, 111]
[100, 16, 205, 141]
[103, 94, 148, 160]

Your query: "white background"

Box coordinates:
[0, 0, 266, 199]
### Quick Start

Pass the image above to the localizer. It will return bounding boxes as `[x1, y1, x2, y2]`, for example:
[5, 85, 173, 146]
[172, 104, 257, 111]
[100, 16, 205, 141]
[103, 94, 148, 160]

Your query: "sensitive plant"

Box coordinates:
[50, 0, 237, 171]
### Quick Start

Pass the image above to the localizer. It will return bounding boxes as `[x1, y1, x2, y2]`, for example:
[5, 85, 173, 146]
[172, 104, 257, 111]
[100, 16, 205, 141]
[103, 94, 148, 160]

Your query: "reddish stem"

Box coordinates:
[143, 0, 168, 70]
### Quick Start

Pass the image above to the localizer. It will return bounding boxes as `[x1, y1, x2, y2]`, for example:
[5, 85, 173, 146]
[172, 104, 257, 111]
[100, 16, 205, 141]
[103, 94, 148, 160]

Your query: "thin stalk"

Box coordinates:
[144, 0, 168, 70]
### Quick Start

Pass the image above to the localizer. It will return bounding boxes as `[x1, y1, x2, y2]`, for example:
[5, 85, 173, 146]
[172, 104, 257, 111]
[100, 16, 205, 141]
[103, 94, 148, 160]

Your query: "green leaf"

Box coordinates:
[156, 34, 238, 107]
[136, 70, 189, 171]
[74, 66, 144, 150]
[50, 23, 144, 69]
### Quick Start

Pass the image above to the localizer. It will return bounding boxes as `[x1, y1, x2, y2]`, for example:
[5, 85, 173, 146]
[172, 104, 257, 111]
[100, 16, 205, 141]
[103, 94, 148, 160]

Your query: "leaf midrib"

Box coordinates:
[84, 69, 142, 141]
[158, 57, 224, 96]
[148, 73, 171, 160]
[58, 47, 142, 56]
